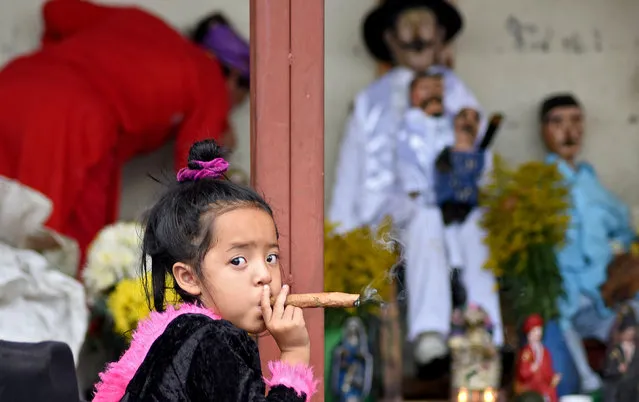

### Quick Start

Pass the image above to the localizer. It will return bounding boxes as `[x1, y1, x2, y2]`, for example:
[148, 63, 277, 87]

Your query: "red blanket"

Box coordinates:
[0, 0, 230, 273]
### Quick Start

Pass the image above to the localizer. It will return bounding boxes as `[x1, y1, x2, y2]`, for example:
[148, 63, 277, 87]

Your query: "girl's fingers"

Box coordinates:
[260, 285, 273, 322]
[272, 284, 289, 319]
[283, 305, 295, 321]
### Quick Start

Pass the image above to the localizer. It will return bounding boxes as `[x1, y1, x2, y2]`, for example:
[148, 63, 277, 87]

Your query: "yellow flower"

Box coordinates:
[480, 154, 570, 279]
[324, 217, 399, 309]
[107, 273, 180, 340]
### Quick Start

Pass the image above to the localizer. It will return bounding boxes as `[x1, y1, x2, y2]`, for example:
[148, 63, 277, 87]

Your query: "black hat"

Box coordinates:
[0, 340, 83, 402]
[539, 93, 581, 122]
[363, 0, 464, 63]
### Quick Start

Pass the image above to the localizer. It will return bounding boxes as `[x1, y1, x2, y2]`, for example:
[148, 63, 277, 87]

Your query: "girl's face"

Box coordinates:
[200, 207, 282, 333]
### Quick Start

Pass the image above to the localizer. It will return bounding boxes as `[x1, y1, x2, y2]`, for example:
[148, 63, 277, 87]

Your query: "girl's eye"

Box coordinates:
[266, 254, 279, 264]
[230, 256, 247, 266]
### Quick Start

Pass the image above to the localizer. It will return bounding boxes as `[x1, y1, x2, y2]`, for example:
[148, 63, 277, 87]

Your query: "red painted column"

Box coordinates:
[250, 1, 325, 400]
[290, 2, 325, 402]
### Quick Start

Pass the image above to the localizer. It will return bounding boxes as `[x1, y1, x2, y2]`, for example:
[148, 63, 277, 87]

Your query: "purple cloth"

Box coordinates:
[202, 24, 250, 79]
[177, 158, 229, 182]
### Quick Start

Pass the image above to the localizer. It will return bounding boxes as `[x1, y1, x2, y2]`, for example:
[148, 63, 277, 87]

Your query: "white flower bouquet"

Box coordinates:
[83, 222, 143, 302]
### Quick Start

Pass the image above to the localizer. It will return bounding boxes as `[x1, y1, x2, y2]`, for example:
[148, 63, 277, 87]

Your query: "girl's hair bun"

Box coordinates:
[187, 139, 226, 170]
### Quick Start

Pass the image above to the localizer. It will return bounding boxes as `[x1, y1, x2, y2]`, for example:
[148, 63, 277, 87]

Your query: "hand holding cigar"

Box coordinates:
[270, 292, 361, 309]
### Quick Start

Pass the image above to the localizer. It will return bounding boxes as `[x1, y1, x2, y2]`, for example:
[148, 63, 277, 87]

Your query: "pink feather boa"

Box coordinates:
[264, 360, 319, 402]
[93, 303, 318, 401]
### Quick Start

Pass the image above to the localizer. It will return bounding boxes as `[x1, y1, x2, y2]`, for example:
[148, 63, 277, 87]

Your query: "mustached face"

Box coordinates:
[542, 106, 584, 162]
[385, 8, 440, 71]
[455, 108, 480, 134]
[422, 98, 444, 117]
[454, 108, 480, 147]
[412, 75, 444, 117]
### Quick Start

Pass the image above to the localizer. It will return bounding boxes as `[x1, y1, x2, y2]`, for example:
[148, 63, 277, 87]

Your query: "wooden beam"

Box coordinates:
[290, 1, 325, 402]
[250, 1, 325, 400]
[250, 0, 292, 378]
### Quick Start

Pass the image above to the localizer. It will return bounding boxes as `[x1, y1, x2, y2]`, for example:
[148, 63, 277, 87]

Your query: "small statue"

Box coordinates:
[449, 304, 500, 392]
[332, 317, 374, 402]
[516, 314, 561, 402]
[433, 107, 502, 310]
[602, 304, 639, 402]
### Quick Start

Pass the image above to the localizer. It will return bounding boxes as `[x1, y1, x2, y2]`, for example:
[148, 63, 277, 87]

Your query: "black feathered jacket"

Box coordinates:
[93, 304, 317, 401]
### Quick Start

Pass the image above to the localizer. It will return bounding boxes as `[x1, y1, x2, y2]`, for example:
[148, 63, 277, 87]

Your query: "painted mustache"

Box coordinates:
[461, 124, 475, 134]
[422, 97, 444, 117]
[563, 137, 578, 146]
[422, 97, 443, 107]
[397, 38, 435, 52]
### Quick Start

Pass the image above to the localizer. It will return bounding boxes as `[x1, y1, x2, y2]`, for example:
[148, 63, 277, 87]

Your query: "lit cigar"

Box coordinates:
[270, 292, 361, 309]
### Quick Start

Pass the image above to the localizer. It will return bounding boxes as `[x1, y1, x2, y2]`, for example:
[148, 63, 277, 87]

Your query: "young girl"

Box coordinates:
[93, 140, 318, 401]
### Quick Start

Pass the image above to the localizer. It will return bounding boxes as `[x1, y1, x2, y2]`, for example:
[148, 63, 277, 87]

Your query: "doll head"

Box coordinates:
[523, 314, 544, 344]
[384, 7, 441, 72]
[540, 94, 584, 165]
[453, 107, 480, 149]
[141, 140, 283, 334]
[410, 72, 444, 116]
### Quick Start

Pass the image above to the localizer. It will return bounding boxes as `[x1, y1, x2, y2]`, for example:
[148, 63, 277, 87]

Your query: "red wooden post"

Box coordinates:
[290, 2, 325, 402]
[250, 1, 325, 400]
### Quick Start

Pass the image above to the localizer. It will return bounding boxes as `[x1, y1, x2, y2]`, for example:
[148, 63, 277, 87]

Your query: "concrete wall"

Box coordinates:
[1, 0, 638, 220]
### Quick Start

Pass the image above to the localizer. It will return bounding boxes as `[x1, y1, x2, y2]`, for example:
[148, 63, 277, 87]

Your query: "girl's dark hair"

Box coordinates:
[141, 139, 273, 311]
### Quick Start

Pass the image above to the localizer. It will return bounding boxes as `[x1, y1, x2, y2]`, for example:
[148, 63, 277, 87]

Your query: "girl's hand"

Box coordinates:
[261, 284, 310, 365]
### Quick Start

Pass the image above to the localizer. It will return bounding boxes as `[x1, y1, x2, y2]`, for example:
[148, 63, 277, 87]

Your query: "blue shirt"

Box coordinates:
[547, 154, 635, 320]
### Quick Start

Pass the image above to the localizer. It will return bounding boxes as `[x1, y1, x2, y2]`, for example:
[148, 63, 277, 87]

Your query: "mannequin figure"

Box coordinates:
[330, 0, 498, 368]
[540, 93, 636, 393]
[330, 0, 479, 232]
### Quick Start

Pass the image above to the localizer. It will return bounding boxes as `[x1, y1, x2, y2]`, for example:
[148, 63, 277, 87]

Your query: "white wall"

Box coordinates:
[455, 0, 639, 205]
[1, 0, 638, 219]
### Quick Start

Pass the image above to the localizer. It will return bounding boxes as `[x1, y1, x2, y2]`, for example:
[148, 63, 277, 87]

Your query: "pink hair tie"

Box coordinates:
[176, 158, 229, 182]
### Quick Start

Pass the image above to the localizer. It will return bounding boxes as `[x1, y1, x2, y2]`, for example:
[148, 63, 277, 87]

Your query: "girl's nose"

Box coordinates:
[256, 263, 272, 286]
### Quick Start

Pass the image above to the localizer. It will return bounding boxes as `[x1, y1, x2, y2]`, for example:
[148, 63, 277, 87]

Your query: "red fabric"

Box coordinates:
[516, 344, 558, 402]
[0, 0, 230, 273]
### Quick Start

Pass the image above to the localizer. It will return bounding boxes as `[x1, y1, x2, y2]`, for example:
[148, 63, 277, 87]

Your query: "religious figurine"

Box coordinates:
[516, 314, 561, 402]
[602, 304, 639, 402]
[330, 0, 498, 374]
[448, 304, 500, 394]
[539, 93, 637, 394]
[332, 317, 374, 402]
[394, 68, 503, 367]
